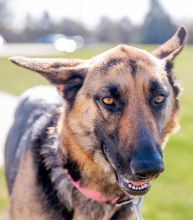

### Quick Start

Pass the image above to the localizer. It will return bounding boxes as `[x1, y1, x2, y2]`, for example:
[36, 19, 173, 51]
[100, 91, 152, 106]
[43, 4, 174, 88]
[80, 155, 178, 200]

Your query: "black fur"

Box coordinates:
[63, 72, 85, 107]
[65, 159, 81, 182]
[102, 58, 123, 71]
[107, 84, 122, 100]
[158, 51, 172, 59]
[178, 27, 186, 45]
[165, 61, 181, 97]
[129, 60, 137, 75]
[33, 117, 73, 220]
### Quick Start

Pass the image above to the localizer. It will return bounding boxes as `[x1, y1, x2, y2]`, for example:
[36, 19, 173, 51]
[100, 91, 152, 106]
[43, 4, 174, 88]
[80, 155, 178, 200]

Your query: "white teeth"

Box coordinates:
[127, 182, 149, 191]
[122, 176, 149, 191]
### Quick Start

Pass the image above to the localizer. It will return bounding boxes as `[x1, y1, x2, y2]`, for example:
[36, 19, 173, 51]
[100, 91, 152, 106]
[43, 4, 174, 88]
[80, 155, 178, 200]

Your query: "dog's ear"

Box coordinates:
[9, 56, 87, 103]
[152, 26, 187, 63]
[153, 26, 187, 98]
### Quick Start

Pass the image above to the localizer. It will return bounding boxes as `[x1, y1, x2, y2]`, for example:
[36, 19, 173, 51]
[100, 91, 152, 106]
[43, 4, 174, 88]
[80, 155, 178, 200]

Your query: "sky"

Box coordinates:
[9, 0, 193, 27]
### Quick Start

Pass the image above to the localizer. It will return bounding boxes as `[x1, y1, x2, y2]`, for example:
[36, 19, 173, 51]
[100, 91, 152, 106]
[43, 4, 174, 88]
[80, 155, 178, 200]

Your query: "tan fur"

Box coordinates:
[62, 124, 121, 199]
[10, 150, 48, 220]
[57, 45, 176, 198]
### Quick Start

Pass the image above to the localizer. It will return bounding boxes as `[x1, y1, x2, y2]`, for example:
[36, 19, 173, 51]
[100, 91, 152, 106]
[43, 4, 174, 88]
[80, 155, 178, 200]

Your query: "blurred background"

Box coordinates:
[0, 0, 193, 219]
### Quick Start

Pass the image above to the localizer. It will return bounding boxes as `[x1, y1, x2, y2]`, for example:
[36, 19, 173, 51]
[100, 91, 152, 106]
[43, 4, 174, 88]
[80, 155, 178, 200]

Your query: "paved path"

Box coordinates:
[0, 92, 18, 167]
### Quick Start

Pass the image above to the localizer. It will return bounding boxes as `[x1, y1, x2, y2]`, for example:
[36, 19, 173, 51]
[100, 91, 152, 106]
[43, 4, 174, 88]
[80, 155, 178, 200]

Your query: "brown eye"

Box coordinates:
[154, 95, 165, 104]
[103, 97, 115, 105]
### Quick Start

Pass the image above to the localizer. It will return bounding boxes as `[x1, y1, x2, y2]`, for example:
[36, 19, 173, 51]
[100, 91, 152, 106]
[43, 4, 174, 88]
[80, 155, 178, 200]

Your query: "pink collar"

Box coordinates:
[66, 171, 119, 204]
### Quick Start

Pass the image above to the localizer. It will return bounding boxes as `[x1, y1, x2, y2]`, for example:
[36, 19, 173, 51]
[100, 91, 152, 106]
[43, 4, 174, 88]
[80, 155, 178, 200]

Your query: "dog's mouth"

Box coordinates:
[117, 174, 151, 196]
[102, 143, 151, 196]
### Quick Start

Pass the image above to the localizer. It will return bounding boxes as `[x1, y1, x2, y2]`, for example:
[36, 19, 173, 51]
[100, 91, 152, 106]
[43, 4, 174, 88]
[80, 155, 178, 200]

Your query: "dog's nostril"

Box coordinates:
[130, 160, 164, 179]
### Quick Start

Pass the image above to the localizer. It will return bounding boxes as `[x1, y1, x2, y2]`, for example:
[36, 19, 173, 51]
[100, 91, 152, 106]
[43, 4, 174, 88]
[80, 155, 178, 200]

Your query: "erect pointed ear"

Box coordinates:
[152, 26, 187, 62]
[9, 56, 87, 104]
[153, 27, 187, 98]
[9, 56, 85, 83]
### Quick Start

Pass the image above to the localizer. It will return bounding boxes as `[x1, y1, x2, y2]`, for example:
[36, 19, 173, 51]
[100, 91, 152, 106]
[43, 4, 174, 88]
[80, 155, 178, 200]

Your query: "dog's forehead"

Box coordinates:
[87, 45, 165, 75]
[84, 45, 166, 86]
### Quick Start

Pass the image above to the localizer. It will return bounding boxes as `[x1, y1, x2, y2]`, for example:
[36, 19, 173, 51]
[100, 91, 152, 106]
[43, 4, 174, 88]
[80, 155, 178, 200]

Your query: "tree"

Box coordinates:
[95, 17, 118, 43]
[141, 0, 176, 44]
[117, 17, 134, 44]
[55, 18, 90, 40]
[20, 12, 55, 42]
[95, 16, 134, 44]
[39, 11, 53, 30]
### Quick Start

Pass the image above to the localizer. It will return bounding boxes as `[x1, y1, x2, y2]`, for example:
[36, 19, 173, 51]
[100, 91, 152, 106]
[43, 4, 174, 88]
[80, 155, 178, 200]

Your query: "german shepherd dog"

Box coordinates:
[5, 26, 186, 220]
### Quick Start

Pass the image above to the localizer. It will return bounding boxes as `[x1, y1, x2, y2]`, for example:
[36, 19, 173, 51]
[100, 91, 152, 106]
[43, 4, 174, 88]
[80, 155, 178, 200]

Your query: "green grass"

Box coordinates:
[0, 45, 193, 219]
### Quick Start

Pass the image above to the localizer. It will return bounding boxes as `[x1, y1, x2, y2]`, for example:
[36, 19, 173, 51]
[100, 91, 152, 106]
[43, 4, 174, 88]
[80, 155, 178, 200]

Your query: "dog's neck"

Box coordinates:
[40, 130, 122, 205]
[37, 112, 125, 205]
[64, 166, 120, 204]
[32, 111, 135, 220]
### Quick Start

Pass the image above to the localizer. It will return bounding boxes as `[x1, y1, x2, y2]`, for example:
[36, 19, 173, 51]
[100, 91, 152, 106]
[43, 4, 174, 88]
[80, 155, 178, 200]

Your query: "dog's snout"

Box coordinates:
[131, 158, 164, 179]
[131, 145, 164, 179]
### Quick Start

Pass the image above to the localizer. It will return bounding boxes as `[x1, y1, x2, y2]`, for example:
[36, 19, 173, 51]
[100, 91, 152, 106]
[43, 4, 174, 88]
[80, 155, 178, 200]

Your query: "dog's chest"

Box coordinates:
[72, 204, 119, 220]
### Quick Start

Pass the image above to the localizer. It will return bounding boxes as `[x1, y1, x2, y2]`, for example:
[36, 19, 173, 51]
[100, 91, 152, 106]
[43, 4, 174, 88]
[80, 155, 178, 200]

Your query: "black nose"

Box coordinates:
[130, 148, 164, 179]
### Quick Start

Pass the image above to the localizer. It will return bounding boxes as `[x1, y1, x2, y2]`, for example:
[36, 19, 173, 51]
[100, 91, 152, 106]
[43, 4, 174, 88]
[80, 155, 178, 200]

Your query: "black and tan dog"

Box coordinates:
[5, 26, 186, 220]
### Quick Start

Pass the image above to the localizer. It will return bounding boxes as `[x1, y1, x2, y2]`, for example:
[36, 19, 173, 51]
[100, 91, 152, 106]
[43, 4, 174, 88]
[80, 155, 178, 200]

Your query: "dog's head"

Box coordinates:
[10, 26, 186, 198]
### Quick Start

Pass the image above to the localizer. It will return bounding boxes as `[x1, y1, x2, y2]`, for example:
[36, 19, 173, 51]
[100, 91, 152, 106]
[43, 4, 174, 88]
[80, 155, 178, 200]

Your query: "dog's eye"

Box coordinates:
[102, 97, 115, 105]
[153, 94, 166, 105]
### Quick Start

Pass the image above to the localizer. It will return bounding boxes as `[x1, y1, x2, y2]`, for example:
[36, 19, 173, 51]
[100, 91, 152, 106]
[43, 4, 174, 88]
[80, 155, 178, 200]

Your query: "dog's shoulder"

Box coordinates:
[5, 85, 63, 193]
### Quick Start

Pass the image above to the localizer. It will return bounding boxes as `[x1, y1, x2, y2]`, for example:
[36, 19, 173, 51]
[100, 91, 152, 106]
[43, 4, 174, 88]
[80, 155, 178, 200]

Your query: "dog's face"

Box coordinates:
[10, 27, 186, 198]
